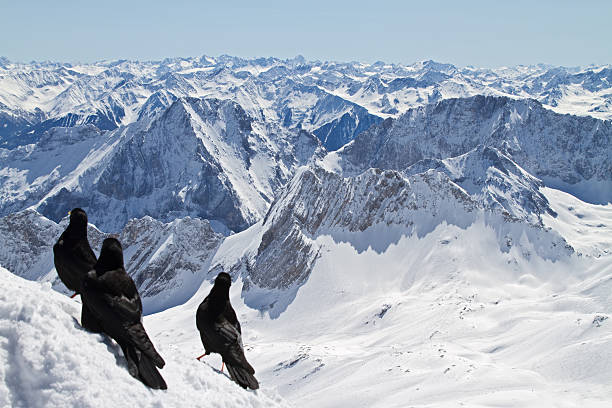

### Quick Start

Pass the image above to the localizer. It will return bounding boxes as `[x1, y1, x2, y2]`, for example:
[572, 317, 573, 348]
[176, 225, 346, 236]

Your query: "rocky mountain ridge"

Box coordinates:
[332, 95, 611, 204]
[1, 56, 611, 150]
[1, 96, 323, 232]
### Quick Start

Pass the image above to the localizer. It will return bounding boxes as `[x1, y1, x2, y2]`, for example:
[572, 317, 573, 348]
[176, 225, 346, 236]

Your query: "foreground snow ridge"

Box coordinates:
[0, 268, 287, 408]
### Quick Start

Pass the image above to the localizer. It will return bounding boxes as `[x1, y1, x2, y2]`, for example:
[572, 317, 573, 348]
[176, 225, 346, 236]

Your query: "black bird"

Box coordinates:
[53, 208, 102, 332]
[82, 238, 167, 390]
[196, 272, 259, 390]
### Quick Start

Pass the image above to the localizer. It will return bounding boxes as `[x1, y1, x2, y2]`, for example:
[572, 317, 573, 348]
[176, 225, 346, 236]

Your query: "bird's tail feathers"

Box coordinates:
[122, 344, 168, 390]
[225, 362, 259, 390]
[127, 323, 165, 368]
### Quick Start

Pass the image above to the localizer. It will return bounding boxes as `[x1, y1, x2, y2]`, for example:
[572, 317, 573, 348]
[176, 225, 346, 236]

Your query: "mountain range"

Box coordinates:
[0, 56, 611, 407]
[2, 56, 611, 148]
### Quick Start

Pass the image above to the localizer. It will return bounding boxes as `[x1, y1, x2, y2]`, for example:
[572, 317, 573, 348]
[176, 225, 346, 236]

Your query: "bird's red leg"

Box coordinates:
[70, 293, 78, 299]
[221, 362, 224, 372]
[196, 353, 206, 361]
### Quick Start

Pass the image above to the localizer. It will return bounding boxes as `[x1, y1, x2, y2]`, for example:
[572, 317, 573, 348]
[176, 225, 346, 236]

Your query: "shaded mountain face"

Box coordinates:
[0, 210, 223, 314]
[0, 97, 323, 233]
[334, 96, 611, 203]
[116, 215, 223, 312]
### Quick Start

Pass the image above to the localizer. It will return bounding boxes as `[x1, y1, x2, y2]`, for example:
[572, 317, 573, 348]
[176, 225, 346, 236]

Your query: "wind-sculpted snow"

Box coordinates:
[334, 95, 612, 203]
[0, 268, 288, 408]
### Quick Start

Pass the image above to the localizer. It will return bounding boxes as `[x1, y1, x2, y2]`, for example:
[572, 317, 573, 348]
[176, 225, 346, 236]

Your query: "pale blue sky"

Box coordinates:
[1, 0, 610, 67]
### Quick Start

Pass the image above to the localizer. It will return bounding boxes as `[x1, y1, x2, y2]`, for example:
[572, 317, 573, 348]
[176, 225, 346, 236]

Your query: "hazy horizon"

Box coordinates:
[1, 54, 609, 71]
[2, 1, 610, 68]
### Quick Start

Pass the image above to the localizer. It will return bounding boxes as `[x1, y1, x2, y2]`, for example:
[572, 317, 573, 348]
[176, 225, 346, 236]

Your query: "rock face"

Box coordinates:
[1, 97, 323, 233]
[403, 145, 556, 225]
[248, 166, 480, 293]
[0, 210, 63, 282]
[118, 216, 223, 312]
[336, 96, 611, 203]
[211, 154, 573, 317]
[0, 210, 223, 313]
[0, 210, 106, 286]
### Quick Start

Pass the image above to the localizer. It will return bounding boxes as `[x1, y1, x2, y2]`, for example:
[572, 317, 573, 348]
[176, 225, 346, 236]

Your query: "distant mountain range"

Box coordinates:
[1, 56, 611, 150]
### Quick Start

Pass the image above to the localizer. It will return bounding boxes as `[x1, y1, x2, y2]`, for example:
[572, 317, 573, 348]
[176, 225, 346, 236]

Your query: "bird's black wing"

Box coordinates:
[215, 317, 254, 374]
[82, 269, 164, 368]
[196, 298, 243, 356]
[222, 301, 242, 334]
[215, 316, 258, 389]
[85, 268, 142, 320]
[82, 269, 141, 329]
[196, 296, 209, 332]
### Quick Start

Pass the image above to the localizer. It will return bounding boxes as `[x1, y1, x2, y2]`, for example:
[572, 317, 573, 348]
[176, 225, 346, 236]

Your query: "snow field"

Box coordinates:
[0, 268, 288, 408]
[145, 210, 612, 407]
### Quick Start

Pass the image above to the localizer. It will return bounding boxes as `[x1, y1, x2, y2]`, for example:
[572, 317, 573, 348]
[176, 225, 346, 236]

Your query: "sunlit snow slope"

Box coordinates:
[145, 186, 612, 408]
[0, 267, 288, 408]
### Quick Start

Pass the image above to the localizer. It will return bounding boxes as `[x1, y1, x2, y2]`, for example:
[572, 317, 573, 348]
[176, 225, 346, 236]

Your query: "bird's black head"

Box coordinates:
[67, 208, 88, 237]
[214, 272, 232, 288]
[209, 272, 231, 299]
[95, 237, 124, 273]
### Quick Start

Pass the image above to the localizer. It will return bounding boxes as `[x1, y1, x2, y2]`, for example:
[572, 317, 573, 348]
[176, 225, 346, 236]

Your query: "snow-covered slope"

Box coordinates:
[4, 178, 608, 407]
[168, 124, 610, 406]
[0, 268, 288, 407]
[145, 183, 612, 407]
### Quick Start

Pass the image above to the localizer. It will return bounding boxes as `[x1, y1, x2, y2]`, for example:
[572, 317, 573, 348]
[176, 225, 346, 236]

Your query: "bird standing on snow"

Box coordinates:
[82, 238, 167, 390]
[53, 208, 102, 332]
[196, 272, 259, 390]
